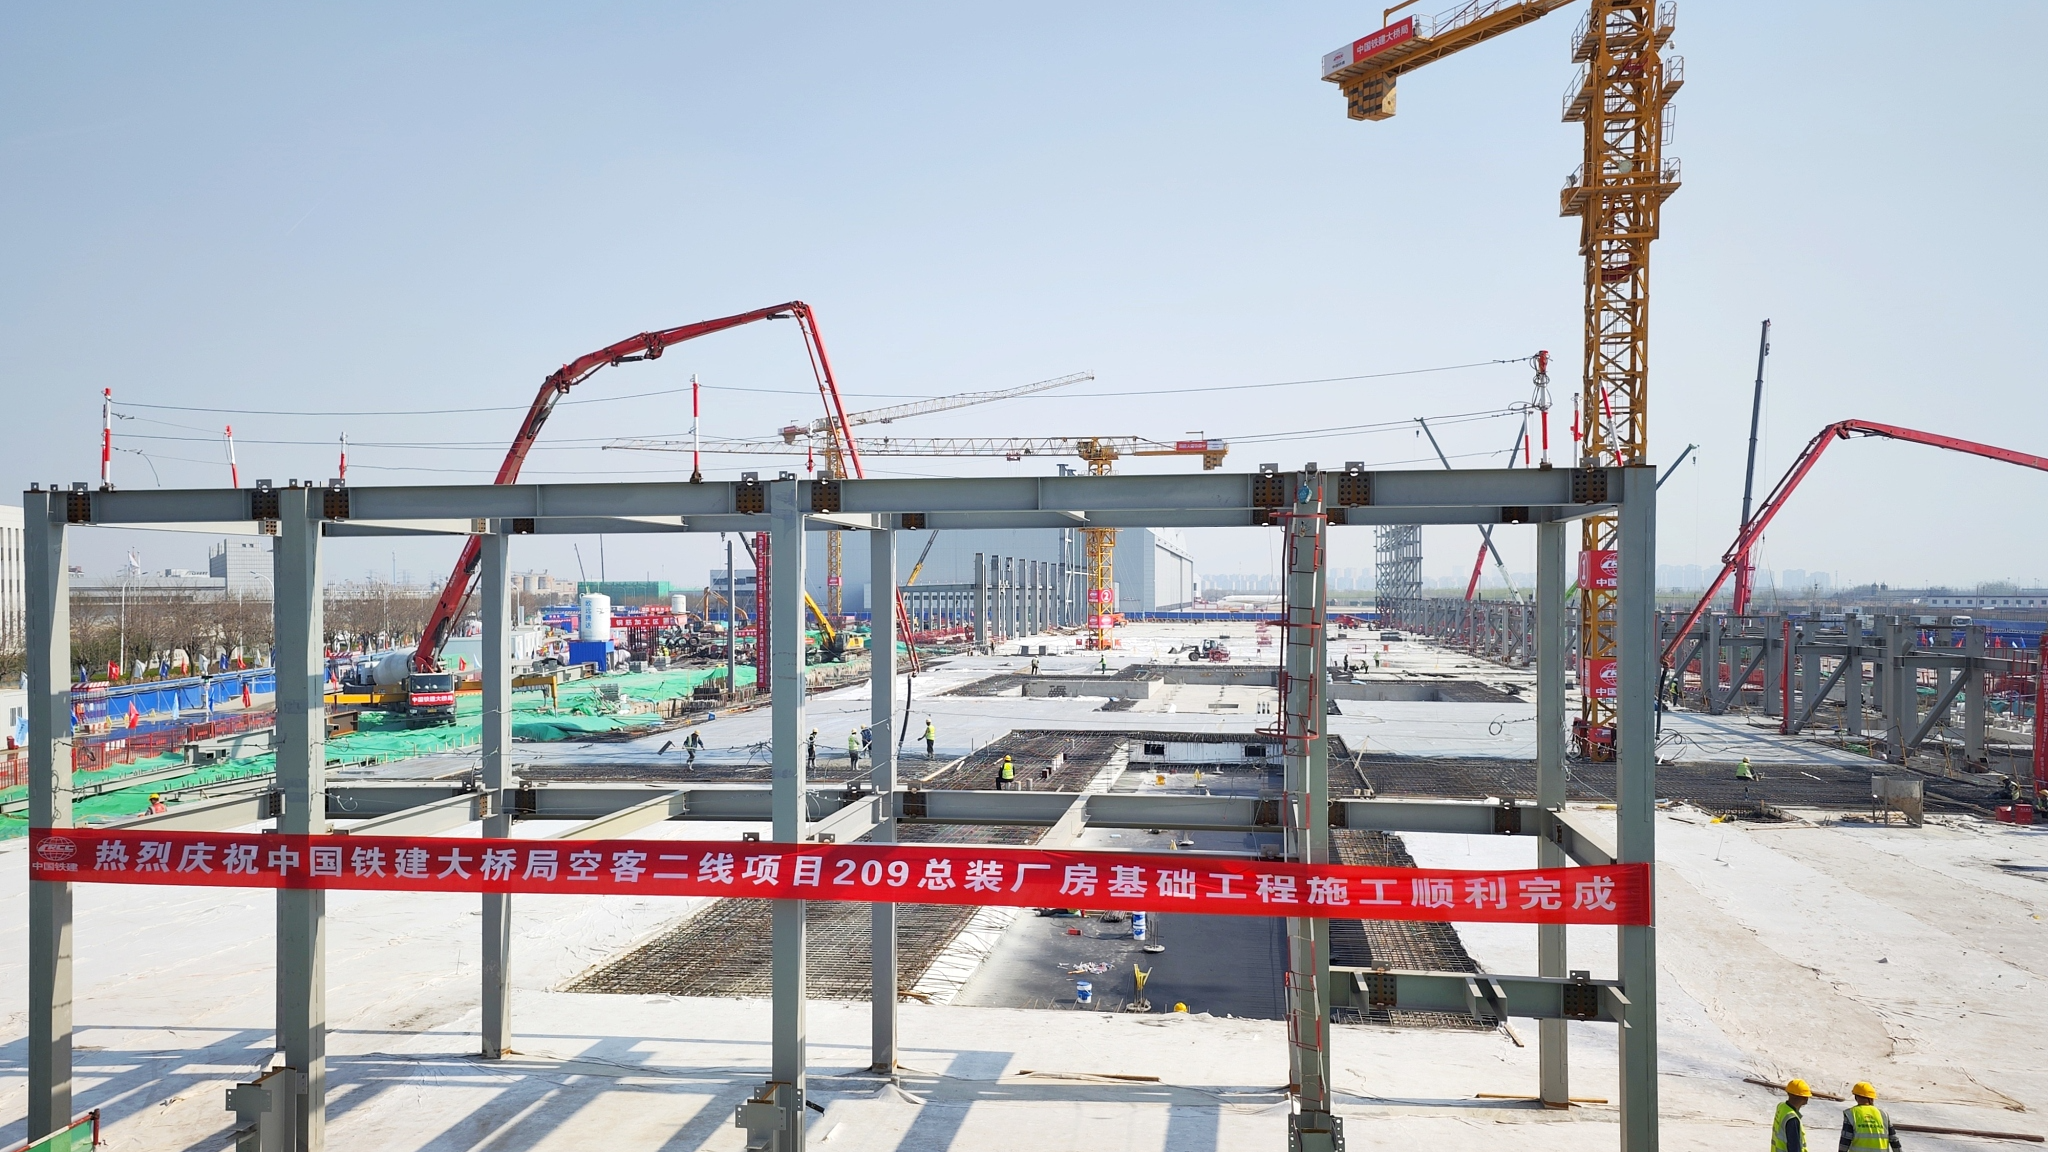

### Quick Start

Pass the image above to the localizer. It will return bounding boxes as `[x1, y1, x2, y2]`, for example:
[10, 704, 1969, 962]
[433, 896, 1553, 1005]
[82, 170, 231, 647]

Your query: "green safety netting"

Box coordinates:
[0, 665, 755, 839]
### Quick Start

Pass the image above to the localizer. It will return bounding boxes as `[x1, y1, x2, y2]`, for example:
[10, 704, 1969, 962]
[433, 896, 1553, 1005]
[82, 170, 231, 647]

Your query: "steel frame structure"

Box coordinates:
[1663, 611, 2033, 772]
[22, 463, 1659, 1151]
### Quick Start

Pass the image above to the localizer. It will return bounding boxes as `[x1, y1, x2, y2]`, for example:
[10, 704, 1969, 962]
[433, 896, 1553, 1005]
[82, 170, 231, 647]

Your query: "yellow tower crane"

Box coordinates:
[610, 433, 1228, 651]
[1322, 0, 1681, 733]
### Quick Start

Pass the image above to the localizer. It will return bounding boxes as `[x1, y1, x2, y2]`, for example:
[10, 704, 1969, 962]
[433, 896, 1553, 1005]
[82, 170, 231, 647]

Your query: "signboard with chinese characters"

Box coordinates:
[1577, 548, 1619, 591]
[30, 830, 1649, 925]
[1580, 656, 1619, 701]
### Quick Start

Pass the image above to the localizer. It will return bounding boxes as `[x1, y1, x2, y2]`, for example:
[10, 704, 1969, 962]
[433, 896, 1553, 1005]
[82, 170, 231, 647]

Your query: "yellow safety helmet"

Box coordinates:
[1785, 1079, 1813, 1098]
[1851, 1082, 1877, 1100]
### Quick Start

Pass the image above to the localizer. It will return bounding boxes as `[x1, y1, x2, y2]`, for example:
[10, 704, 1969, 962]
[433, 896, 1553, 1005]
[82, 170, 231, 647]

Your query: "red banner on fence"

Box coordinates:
[27, 830, 1649, 925]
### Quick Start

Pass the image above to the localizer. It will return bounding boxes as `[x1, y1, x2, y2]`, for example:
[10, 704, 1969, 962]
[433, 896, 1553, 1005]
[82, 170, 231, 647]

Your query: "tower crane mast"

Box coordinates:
[1323, 0, 1681, 730]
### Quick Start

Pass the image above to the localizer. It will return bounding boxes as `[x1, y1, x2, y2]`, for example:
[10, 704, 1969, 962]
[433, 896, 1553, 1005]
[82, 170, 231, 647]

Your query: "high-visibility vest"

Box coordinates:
[1844, 1105, 1891, 1151]
[924, 724, 935, 740]
[1000, 758, 1015, 780]
[1771, 1102, 1806, 1152]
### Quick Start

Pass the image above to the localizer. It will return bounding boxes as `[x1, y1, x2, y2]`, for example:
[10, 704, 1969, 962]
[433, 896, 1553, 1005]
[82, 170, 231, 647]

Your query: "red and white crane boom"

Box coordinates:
[1662, 419, 2048, 667]
[412, 301, 860, 672]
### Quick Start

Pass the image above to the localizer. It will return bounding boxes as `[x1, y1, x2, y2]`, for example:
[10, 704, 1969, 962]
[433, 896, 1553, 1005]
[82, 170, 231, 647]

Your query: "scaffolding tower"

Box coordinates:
[1374, 524, 1422, 628]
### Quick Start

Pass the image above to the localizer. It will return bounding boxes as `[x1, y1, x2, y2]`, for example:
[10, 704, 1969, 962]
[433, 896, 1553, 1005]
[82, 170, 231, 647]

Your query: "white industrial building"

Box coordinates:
[814, 526, 1198, 618]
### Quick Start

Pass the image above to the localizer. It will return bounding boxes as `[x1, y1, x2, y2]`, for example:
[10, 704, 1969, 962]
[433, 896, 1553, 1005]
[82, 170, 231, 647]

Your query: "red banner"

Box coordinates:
[1580, 656, 1619, 701]
[28, 830, 1649, 925]
[1578, 548, 1619, 590]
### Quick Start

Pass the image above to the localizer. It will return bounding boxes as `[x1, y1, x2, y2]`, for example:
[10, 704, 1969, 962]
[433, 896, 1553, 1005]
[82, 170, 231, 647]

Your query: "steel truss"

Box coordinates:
[1373, 524, 1422, 629]
[22, 464, 1658, 1151]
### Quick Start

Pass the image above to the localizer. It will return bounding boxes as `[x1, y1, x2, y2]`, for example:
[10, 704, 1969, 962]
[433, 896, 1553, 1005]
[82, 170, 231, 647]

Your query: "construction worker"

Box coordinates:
[147, 793, 166, 815]
[1773, 1079, 1813, 1151]
[1737, 756, 1755, 780]
[683, 729, 704, 765]
[1840, 1082, 1900, 1151]
[806, 730, 817, 771]
[1097, 654, 1110, 675]
[998, 754, 1015, 790]
[847, 728, 862, 772]
[1029, 657, 1040, 676]
[2000, 774, 2024, 805]
[923, 718, 936, 758]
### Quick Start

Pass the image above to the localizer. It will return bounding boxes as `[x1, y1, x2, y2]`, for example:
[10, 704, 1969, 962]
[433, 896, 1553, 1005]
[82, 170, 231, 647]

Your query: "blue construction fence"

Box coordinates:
[64, 667, 276, 737]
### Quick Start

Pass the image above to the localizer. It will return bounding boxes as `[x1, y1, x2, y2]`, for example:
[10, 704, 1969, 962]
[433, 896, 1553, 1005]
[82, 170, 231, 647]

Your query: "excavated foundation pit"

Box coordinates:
[565, 729, 1491, 1029]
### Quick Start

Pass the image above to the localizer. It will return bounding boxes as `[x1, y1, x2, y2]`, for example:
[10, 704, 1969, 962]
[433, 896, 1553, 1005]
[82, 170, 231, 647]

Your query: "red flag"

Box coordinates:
[241, 683, 253, 709]
[126, 701, 139, 730]
[108, 660, 120, 681]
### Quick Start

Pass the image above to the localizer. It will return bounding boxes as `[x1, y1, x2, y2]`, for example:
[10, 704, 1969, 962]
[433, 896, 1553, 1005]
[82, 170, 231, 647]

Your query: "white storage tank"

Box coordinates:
[670, 592, 688, 616]
[578, 593, 612, 642]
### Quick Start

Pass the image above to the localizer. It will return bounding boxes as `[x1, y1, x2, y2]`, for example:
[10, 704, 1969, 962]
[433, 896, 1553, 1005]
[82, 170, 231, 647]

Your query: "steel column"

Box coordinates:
[1843, 626, 1864, 738]
[1761, 616, 1782, 717]
[1703, 612, 1722, 712]
[1281, 472, 1339, 1152]
[1966, 625, 1987, 764]
[1536, 520, 1569, 1108]
[868, 529, 898, 1076]
[26, 491, 72, 1142]
[1796, 624, 1820, 735]
[480, 528, 512, 1059]
[726, 538, 739, 694]
[1887, 619, 1912, 763]
[274, 487, 327, 1151]
[1616, 466, 1657, 1152]
[973, 553, 987, 651]
[767, 479, 809, 1149]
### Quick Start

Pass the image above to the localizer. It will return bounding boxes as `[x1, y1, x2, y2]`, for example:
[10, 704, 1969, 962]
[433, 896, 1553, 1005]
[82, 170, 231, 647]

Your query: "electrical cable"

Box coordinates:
[107, 356, 1529, 419]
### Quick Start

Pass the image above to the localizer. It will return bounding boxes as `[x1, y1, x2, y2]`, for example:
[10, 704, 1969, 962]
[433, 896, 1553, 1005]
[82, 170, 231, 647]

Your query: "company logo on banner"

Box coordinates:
[28, 830, 1651, 926]
[1581, 657, 1619, 701]
[1322, 16, 1418, 78]
[1578, 549, 1619, 590]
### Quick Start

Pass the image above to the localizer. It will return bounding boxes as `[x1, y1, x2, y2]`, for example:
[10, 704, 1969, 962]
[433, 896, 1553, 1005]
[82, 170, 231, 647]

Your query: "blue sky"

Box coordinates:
[5, 2, 2044, 592]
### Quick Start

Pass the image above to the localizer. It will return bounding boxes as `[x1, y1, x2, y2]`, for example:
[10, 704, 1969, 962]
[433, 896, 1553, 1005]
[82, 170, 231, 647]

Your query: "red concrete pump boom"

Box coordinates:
[1662, 419, 2048, 667]
[413, 301, 863, 672]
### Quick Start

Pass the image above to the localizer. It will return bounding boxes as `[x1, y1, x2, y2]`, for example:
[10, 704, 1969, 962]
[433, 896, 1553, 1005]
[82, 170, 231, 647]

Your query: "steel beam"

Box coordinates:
[78, 467, 1617, 530]
[1541, 808, 1618, 868]
[546, 790, 687, 840]
[337, 793, 481, 838]
[869, 530, 898, 1076]
[1535, 520, 1568, 1107]
[25, 491, 71, 1142]
[273, 486, 328, 1151]
[1616, 466, 1658, 1152]
[1329, 967, 1626, 1024]
[325, 782, 475, 816]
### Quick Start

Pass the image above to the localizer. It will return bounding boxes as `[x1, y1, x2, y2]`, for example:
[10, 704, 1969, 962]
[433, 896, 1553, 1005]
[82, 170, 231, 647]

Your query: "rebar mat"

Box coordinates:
[1327, 829, 1489, 1030]
[565, 730, 1124, 998]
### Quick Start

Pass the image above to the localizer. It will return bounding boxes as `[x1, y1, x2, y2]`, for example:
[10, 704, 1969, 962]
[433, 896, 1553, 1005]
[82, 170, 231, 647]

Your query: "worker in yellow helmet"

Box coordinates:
[998, 754, 1015, 790]
[1772, 1079, 1813, 1151]
[1840, 1082, 1900, 1151]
